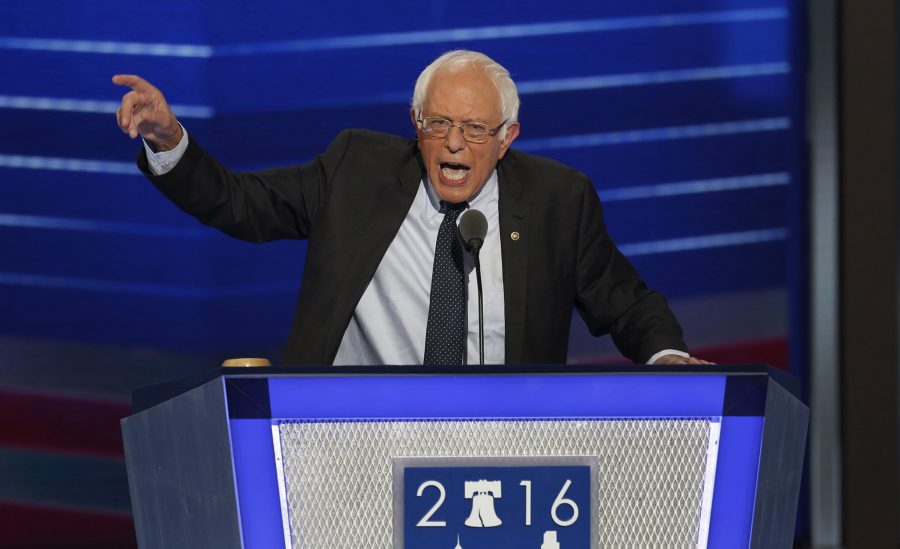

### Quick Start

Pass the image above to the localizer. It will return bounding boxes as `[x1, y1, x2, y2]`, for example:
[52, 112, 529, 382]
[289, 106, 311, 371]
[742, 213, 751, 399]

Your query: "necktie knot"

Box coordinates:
[440, 200, 468, 217]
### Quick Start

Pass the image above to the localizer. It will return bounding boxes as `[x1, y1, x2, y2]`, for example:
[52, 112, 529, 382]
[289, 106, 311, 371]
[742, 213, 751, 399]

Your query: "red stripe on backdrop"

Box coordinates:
[0, 499, 136, 549]
[571, 337, 789, 370]
[692, 337, 788, 371]
[0, 389, 129, 458]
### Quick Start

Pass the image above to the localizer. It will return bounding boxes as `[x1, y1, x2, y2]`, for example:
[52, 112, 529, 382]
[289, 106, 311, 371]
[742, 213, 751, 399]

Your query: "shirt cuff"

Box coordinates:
[647, 349, 690, 365]
[143, 125, 189, 175]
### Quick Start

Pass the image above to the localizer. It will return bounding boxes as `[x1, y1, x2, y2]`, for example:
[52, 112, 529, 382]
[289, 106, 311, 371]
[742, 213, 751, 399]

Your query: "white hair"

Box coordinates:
[411, 50, 519, 140]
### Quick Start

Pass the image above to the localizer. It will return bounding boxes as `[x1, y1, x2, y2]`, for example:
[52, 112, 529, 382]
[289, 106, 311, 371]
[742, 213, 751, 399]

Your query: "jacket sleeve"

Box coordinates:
[137, 130, 354, 242]
[573, 177, 688, 362]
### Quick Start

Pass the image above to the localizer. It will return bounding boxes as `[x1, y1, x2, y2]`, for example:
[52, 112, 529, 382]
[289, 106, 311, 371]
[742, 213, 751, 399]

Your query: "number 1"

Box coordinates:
[519, 480, 532, 526]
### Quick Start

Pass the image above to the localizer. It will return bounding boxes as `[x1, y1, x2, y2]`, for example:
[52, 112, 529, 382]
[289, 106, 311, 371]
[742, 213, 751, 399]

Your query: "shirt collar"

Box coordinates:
[422, 170, 499, 219]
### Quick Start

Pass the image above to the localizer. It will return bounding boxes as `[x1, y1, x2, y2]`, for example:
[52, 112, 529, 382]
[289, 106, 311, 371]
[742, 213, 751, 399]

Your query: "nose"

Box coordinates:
[444, 124, 467, 153]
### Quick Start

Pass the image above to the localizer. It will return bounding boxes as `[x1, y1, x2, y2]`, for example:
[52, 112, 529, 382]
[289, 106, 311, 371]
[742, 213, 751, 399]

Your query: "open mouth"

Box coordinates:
[440, 162, 470, 182]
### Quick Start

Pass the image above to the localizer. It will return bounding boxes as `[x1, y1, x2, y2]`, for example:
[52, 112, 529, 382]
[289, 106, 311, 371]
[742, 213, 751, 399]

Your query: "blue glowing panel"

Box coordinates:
[706, 416, 764, 547]
[216, 373, 779, 547]
[265, 374, 728, 419]
[228, 419, 285, 549]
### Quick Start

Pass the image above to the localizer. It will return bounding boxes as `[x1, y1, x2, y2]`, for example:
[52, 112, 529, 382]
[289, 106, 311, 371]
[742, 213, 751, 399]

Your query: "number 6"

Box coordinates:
[551, 479, 579, 527]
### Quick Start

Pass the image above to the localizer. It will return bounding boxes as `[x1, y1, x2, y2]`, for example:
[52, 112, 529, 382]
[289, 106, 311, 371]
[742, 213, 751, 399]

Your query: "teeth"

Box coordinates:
[441, 165, 469, 181]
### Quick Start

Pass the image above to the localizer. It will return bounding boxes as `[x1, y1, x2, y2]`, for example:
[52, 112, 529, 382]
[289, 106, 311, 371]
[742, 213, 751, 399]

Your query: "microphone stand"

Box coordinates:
[472, 248, 484, 366]
[458, 208, 488, 367]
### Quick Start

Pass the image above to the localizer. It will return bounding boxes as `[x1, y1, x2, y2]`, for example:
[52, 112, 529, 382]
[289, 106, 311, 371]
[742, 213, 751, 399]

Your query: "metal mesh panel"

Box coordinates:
[277, 419, 713, 548]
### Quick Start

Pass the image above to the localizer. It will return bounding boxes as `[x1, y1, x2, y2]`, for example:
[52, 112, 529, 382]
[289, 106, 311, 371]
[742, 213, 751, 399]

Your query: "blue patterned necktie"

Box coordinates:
[423, 201, 468, 365]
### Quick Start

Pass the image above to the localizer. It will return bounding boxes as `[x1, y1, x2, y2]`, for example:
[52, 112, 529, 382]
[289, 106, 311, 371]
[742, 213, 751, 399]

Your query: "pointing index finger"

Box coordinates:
[111, 74, 155, 93]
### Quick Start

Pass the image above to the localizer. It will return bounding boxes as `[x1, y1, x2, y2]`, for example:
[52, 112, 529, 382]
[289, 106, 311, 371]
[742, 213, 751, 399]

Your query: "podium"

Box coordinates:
[121, 365, 807, 548]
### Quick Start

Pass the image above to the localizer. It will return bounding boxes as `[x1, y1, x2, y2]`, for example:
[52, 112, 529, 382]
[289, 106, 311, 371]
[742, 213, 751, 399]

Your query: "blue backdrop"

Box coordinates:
[1, 0, 805, 358]
[0, 1, 806, 544]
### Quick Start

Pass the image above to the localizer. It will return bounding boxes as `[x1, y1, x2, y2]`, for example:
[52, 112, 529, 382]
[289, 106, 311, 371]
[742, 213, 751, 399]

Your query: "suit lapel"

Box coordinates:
[325, 151, 423, 358]
[498, 162, 529, 364]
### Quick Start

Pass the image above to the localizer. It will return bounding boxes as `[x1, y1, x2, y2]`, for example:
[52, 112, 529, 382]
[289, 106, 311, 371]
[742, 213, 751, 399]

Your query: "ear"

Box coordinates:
[497, 122, 520, 160]
[410, 109, 424, 151]
[410, 109, 420, 133]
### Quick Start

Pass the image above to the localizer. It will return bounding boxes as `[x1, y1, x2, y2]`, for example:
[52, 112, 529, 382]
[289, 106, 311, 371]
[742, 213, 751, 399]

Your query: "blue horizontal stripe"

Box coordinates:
[0, 272, 297, 298]
[515, 117, 791, 151]
[0, 230, 786, 296]
[0, 95, 214, 118]
[0, 154, 138, 175]
[223, 62, 790, 111]
[216, 8, 788, 55]
[0, 8, 786, 57]
[0, 36, 211, 57]
[0, 213, 208, 238]
[0, 153, 270, 177]
[516, 63, 790, 94]
[619, 228, 788, 257]
[0, 60, 785, 117]
[267, 374, 728, 418]
[1, 119, 790, 176]
[600, 172, 790, 202]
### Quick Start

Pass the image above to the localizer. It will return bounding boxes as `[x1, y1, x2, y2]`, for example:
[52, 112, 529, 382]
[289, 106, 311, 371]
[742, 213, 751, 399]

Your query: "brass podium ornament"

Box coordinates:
[221, 358, 272, 368]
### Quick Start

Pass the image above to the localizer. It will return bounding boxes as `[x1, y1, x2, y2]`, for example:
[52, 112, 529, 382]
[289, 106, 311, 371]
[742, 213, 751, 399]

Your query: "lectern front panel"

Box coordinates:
[273, 418, 719, 548]
[124, 368, 804, 549]
[225, 373, 765, 548]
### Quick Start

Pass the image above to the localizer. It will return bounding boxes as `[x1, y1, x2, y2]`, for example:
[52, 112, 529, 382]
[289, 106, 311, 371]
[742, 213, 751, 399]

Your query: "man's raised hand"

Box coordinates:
[112, 74, 183, 151]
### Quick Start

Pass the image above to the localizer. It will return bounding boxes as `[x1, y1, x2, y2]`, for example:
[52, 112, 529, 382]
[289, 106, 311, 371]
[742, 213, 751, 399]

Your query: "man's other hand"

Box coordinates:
[653, 354, 715, 365]
[112, 74, 183, 151]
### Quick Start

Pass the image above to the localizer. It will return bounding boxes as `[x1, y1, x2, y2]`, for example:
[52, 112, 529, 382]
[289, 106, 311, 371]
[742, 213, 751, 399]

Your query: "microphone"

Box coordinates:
[458, 209, 488, 252]
[458, 209, 488, 366]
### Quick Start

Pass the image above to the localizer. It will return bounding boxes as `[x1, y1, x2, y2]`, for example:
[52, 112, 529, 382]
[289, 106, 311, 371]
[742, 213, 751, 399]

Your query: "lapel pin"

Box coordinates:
[510, 231, 520, 241]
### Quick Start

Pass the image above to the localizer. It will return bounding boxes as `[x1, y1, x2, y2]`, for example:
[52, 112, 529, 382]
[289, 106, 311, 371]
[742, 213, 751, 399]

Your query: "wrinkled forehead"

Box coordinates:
[423, 66, 502, 117]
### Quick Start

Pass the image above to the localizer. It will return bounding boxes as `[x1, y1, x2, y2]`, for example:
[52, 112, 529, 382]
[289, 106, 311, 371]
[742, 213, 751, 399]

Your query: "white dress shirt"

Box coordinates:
[333, 172, 505, 365]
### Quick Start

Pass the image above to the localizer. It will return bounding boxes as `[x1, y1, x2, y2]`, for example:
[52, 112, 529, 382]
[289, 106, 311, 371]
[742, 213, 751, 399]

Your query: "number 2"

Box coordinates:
[416, 480, 447, 527]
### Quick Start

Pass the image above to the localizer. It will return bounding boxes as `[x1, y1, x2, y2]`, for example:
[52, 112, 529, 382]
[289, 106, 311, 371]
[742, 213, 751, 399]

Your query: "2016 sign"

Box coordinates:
[395, 461, 595, 549]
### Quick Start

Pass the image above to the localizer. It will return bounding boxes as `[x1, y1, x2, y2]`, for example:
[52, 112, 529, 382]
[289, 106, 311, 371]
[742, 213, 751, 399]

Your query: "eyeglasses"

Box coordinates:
[417, 117, 507, 144]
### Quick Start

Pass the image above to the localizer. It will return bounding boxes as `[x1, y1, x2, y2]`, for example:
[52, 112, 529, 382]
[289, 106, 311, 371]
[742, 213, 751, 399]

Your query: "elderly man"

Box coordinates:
[113, 50, 707, 366]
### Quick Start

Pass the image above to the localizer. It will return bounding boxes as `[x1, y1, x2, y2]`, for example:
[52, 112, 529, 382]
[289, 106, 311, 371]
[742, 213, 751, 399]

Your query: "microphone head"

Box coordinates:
[458, 208, 488, 252]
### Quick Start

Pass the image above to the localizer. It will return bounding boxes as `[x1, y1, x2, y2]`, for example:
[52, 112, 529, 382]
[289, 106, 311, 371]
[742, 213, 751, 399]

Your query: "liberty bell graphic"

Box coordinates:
[464, 480, 503, 527]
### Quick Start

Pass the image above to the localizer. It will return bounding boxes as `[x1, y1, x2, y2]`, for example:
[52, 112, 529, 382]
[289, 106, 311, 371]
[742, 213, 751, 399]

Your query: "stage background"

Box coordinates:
[0, 0, 807, 546]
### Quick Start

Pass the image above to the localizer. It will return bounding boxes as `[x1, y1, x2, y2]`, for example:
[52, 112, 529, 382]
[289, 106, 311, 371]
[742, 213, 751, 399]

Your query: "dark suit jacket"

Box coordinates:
[140, 129, 687, 364]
